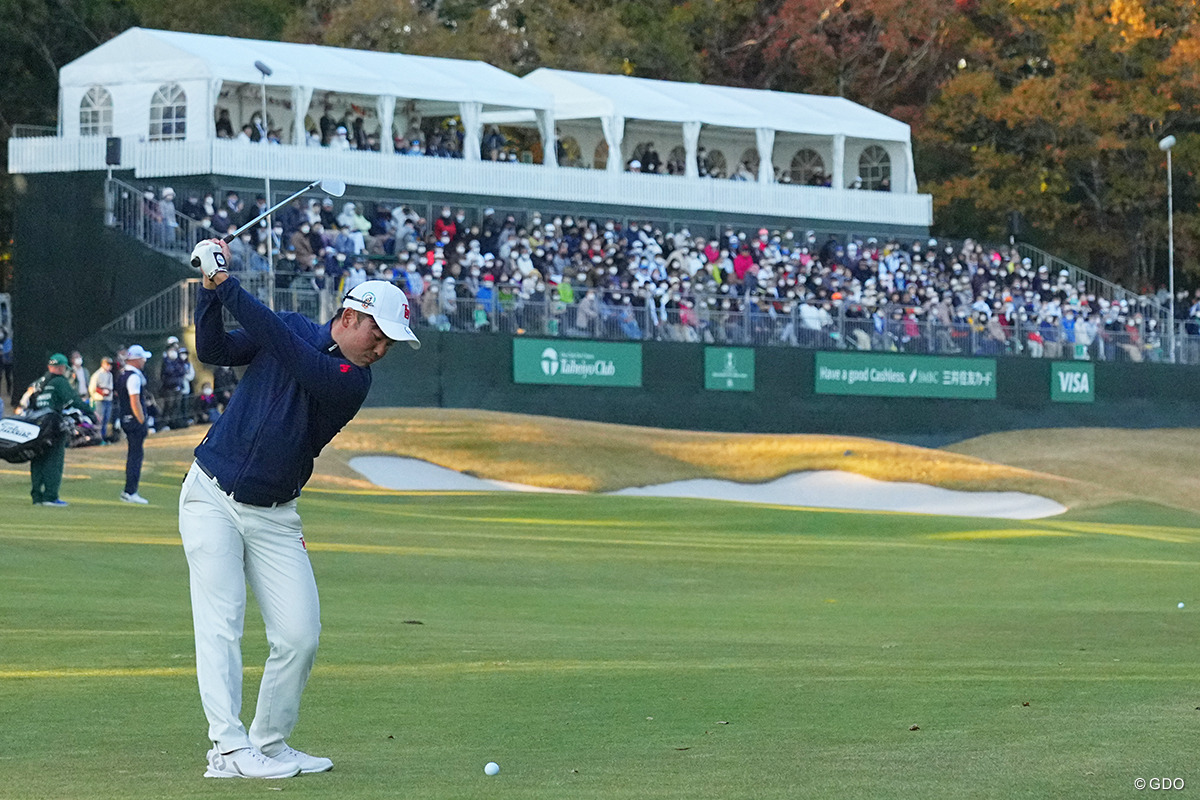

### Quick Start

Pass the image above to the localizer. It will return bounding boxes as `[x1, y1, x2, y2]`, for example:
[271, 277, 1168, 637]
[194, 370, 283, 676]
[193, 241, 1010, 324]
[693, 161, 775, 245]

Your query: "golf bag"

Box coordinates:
[63, 407, 102, 448]
[0, 409, 65, 464]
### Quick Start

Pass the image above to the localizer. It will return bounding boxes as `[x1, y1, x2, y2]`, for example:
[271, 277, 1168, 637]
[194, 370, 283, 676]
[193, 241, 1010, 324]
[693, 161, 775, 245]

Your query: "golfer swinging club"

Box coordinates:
[183, 237, 418, 779]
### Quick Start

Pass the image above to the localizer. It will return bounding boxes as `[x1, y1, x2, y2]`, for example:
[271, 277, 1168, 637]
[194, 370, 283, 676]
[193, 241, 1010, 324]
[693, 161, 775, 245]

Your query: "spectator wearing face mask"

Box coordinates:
[178, 347, 197, 426]
[159, 337, 186, 431]
[290, 223, 315, 262]
[210, 206, 232, 236]
[230, 233, 255, 272]
[472, 275, 497, 331]
[433, 207, 457, 242]
[337, 204, 370, 253]
[451, 209, 470, 243]
[67, 351, 90, 405]
[196, 382, 219, 423]
[344, 258, 367, 295]
[573, 289, 601, 338]
[88, 357, 116, 442]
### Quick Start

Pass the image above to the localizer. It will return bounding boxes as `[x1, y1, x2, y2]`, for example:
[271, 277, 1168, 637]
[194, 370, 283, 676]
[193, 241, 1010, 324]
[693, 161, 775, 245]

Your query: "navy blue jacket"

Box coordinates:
[194, 275, 371, 506]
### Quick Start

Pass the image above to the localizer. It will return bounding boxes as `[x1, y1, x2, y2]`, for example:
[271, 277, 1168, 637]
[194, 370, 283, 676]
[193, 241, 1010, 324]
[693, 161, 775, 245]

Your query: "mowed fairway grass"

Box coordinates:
[3, 440, 1200, 798]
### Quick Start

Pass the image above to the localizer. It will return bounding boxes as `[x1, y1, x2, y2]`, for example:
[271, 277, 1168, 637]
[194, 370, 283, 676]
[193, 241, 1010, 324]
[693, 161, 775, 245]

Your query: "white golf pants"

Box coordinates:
[179, 461, 321, 754]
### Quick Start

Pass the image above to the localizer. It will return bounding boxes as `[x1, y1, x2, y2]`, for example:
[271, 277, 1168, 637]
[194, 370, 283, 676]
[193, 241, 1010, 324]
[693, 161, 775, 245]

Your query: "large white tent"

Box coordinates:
[54, 27, 917, 192]
[58, 27, 555, 158]
[483, 68, 917, 192]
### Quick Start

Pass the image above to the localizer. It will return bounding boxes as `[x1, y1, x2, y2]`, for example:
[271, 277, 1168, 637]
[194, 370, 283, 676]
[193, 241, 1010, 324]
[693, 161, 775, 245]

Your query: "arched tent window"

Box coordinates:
[736, 147, 759, 180]
[858, 145, 891, 190]
[149, 83, 187, 142]
[559, 136, 582, 168]
[630, 141, 663, 173]
[790, 149, 826, 186]
[80, 87, 113, 136]
[667, 145, 686, 175]
[704, 149, 727, 179]
[594, 140, 609, 170]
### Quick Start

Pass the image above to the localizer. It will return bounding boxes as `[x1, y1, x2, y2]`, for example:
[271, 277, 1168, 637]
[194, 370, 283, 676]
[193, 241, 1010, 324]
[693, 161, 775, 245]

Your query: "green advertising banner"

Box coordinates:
[1050, 361, 1095, 403]
[705, 347, 755, 392]
[513, 339, 642, 387]
[815, 352, 997, 399]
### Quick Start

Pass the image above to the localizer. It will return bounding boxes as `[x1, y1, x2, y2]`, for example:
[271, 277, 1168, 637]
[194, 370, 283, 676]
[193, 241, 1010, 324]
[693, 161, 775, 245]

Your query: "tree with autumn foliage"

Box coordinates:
[285, 0, 635, 75]
[9, 0, 1200, 292]
[731, 0, 966, 123]
[925, 0, 1200, 289]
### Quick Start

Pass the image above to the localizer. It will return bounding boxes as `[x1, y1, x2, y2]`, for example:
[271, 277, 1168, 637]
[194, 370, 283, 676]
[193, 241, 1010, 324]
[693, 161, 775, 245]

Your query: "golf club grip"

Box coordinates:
[222, 232, 236, 243]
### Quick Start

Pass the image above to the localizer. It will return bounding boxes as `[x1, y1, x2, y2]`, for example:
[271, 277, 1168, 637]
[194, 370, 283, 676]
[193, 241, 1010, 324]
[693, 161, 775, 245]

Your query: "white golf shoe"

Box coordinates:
[263, 743, 334, 774]
[120, 491, 149, 504]
[204, 746, 301, 779]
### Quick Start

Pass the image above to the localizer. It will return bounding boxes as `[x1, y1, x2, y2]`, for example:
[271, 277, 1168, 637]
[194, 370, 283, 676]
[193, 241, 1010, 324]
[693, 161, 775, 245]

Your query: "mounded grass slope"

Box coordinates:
[320, 409, 1093, 505]
[948, 427, 1200, 513]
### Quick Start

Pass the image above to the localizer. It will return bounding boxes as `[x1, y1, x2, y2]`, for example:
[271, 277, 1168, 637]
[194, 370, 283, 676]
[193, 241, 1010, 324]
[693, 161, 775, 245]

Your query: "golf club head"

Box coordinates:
[320, 178, 347, 198]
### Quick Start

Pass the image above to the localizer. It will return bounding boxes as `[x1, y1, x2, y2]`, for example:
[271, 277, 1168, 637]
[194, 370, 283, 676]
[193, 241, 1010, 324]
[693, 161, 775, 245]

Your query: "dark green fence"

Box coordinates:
[12, 171, 192, 398]
[369, 332, 1200, 442]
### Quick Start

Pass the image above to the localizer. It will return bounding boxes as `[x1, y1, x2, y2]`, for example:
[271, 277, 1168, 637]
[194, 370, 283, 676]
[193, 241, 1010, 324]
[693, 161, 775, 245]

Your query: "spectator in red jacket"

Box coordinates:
[433, 206, 457, 242]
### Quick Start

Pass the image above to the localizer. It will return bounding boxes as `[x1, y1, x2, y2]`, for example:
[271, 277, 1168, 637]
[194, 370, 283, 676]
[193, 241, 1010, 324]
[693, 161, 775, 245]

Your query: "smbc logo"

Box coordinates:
[541, 347, 559, 376]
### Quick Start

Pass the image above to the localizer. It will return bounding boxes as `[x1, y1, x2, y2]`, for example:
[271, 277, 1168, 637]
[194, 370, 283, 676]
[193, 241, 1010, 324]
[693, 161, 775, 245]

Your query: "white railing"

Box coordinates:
[11, 124, 59, 137]
[105, 176, 220, 264]
[11, 136, 933, 229]
[8, 135, 110, 173]
[1017, 242, 1168, 319]
[99, 279, 197, 335]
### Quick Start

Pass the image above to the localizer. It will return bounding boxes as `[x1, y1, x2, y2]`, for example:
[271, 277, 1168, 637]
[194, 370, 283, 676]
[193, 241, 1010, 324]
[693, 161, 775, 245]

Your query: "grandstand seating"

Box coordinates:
[107, 180, 1186, 365]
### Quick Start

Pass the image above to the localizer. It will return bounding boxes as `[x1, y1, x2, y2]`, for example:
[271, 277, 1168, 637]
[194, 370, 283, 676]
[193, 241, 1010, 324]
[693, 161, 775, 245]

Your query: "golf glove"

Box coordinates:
[191, 241, 228, 279]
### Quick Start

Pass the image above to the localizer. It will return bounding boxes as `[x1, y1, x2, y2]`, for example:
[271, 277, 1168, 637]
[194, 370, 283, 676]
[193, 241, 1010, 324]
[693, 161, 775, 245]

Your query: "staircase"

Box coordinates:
[100, 178, 337, 337]
[1015, 242, 1170, 329]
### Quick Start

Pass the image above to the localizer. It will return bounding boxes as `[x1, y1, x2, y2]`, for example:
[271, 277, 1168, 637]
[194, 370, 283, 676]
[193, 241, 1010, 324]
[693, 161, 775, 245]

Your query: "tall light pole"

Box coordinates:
[1160, 135, 1177, 363]
[255, 60, 274, 309]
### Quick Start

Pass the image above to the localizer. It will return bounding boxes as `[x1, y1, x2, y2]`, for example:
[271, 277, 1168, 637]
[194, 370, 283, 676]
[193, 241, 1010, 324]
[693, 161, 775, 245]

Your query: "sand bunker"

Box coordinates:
[347, 456, 1066, 520]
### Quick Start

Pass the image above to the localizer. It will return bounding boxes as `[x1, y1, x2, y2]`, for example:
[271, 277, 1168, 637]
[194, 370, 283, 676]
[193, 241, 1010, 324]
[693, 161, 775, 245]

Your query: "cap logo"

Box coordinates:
[404, 303, 410, 321]
[359, 292, 376, 309]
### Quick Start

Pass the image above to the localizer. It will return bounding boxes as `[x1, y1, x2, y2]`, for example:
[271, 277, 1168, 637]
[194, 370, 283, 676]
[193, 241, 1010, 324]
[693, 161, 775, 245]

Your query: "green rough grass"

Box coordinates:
[3, 441, 1200, 799]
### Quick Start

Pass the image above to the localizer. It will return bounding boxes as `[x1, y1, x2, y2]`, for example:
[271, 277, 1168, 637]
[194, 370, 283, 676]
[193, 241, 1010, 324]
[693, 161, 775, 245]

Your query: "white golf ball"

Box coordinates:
[484, 761, 500, 776]
[1179, 602, 1186, 609]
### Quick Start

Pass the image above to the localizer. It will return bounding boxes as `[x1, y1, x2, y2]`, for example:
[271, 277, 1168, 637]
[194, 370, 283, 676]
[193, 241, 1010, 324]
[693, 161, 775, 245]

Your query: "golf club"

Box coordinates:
[190, 178, 347, 266]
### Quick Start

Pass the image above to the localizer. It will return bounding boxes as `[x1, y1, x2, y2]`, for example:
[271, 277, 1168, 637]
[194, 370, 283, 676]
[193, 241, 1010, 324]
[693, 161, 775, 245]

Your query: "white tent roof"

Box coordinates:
[59, 28, 553, 112]
[489, 68, 910, 143]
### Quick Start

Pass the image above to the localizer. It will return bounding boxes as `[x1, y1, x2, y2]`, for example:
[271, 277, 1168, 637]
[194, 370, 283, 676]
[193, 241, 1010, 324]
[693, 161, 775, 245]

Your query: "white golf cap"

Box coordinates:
[126, 344, 152, 360]
[342, 280, 420, 349]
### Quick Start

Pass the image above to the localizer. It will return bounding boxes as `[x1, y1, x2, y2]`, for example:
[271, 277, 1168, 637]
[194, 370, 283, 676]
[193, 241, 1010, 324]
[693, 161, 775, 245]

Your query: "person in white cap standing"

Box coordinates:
[115, 344, 152, 504]
[181, 237, 418, 779]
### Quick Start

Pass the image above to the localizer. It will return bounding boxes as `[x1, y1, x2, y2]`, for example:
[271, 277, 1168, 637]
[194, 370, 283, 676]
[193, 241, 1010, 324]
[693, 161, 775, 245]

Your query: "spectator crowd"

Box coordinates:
[123, 172, 1194, 366]
[184, 193, 1183, 363]
[216, 106, 526, 163]
[212, 107, 888, 187]
[10, 338, 239, 444]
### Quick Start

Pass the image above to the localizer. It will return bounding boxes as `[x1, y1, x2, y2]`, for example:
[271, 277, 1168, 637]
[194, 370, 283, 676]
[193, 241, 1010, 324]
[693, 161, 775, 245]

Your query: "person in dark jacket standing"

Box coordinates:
[211, 364, 238, 414]
[183, 238, 419, 780]
[28, 353, 94, 506]
[115, 345, 152, 504]
[160, 338, 186, 430]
